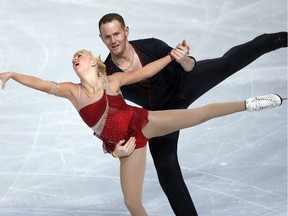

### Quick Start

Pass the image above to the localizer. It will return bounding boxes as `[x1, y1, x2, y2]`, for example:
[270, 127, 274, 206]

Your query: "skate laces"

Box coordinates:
[246, 94, 282, 111]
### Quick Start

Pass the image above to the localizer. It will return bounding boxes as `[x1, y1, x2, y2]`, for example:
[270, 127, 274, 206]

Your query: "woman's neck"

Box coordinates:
[80, 76, 103, 95]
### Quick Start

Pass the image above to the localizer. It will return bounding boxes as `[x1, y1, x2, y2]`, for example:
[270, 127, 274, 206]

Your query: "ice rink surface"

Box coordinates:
[0, 0, 287, 215]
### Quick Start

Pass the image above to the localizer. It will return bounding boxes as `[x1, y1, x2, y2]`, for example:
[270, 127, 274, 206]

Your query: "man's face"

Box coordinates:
[99, 20, 129, 56]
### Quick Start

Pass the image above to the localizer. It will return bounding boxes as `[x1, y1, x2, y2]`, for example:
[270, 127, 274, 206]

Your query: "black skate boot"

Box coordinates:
[269, 32, 287, 50]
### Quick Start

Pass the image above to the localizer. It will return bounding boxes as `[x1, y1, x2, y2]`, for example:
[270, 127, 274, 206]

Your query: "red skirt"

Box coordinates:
[99, 107, 149, 154]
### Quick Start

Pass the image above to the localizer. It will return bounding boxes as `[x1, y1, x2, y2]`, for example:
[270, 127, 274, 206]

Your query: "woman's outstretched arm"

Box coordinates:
[0, 72, 52, 92]
[0, 72, 76, 103]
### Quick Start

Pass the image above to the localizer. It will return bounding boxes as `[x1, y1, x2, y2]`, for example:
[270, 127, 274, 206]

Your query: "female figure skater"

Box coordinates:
[0, 49, 283, 216]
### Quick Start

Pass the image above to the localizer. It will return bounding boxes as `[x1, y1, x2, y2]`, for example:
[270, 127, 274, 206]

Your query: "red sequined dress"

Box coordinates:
[77, 80, 149, 153]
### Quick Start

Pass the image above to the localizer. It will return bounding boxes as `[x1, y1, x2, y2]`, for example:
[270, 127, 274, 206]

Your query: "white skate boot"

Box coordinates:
[245, 94, 283, 111]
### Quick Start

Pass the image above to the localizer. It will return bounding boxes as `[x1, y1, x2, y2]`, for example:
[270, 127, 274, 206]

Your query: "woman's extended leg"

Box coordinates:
[120, 147, 148, 216]
[143, 101, 245, 139]
[143, 94, 283, 139]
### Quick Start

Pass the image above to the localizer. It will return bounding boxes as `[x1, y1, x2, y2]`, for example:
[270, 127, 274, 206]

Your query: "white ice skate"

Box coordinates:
[245, 94, 284, 111]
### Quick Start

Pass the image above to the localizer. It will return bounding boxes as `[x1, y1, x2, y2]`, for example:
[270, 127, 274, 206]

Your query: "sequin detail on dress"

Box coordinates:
[77, 79, 149, 153]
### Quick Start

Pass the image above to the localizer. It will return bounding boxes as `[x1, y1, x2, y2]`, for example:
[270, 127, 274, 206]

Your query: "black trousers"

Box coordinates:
[148, 32, 286, 216]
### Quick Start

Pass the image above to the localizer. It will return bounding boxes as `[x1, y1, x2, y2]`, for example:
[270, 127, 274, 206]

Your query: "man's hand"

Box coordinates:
[171, 40, 190, 62]
[113, 137, 136, 158]
[170, 40, 195, 72]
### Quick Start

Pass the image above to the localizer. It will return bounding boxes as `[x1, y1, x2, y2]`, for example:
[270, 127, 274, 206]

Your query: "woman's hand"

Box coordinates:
[0, 72, 14, 90]
[113, 137, 136, 158]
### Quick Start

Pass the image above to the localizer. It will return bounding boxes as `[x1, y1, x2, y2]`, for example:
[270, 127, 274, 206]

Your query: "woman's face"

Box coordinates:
[72, 53, 95, 76]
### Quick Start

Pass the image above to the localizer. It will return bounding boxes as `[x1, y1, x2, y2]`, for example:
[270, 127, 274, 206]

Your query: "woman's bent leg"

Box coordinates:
[120, 147, 148, 216]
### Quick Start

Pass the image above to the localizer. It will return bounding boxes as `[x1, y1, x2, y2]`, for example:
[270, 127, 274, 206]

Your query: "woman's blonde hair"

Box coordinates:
[74, 49, 107, 77]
